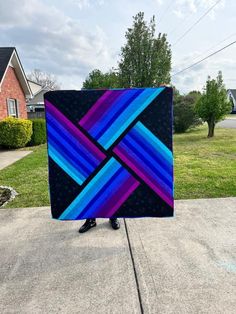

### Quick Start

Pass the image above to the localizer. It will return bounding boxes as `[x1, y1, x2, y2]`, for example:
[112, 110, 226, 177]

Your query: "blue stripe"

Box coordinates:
[126, 129, 173, 172]
[59, 158, 120, 219]
[119, 141, 173, 196]
[48, 134, 90, 179]
[48, 144, 85, 185]
[135, 122, 172, 163]
[47, 124, 94, 174]
[46, 111, 100, 167]
[121, 137, 173, 188]
[99, 88, 165, 149]
[77, 166, 128, 219]
[91, 89, 144, 139]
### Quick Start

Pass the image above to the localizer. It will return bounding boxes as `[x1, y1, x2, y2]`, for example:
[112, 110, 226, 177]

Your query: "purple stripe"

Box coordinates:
[45, 100, 105, 161]
[97, 176, 139, 217]
[79, 90, 124, 130]
[114, 147, 173, 208]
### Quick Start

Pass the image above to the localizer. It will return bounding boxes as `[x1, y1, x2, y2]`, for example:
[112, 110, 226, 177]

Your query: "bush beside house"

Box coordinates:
[29, 119, 46, 146]
[0, 117, 32, 148]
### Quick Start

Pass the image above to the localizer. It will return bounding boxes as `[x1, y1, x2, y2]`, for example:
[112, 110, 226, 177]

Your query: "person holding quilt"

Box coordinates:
[79, 218, 120, 233]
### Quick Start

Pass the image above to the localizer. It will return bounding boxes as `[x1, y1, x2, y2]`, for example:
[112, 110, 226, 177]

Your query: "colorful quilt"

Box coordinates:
[44, 87, 174, 220]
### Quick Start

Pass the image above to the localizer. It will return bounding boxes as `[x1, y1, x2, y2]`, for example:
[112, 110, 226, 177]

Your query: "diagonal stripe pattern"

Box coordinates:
[45, 87, 174, 220]
[59, 158, 140, 220]
[45, 100, 106, 185]
[79, 87, 165, 149]
[113, 122, 174, 207]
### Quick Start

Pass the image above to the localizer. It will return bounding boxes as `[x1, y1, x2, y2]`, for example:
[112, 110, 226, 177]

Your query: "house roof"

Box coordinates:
[228, 89, 236, 100]
[0, 47, 14, 83]
[0, 47, 32, 97]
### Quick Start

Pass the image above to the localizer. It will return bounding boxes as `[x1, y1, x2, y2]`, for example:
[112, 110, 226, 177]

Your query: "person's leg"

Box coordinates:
[109, 218, 120, 230]
[79, 218, 96, 233]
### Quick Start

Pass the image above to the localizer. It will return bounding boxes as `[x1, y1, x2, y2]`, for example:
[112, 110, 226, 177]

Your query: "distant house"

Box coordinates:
[0, 47, 32, 120]
[27, 87, 51, 113]
[227, 89, 236, 113]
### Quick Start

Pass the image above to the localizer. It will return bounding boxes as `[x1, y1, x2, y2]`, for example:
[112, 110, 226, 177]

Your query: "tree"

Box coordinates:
[118, 12, 171, 87]
[28, 69, 60, 90]
[82, 69, 120, 89]
[174, 93, 201, 133]
[195, 71, 231, 137]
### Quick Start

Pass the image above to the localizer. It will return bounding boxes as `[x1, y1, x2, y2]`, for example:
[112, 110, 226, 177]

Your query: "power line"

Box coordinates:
[172, 0, 222, 47]
[158, 0, 174, 25]
[175, 32, 236, 69]
[172, 40, 236, 77]
[188, 32, 236, 64]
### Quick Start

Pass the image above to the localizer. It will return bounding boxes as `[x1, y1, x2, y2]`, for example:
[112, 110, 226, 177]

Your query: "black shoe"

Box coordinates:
[79, 219, 96, 233]
[109, 218, 120, 230]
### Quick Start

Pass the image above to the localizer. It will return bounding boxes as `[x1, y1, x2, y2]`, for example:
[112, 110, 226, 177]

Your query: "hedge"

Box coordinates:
[29, 119, 46, 146]
[0, 117, 32, 148]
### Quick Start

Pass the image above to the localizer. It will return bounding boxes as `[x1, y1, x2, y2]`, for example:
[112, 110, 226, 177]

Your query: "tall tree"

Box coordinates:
[118, 12, 171, 87]
[28, 69, 60, 90]
[82, 69, 120, 89]
[195, 71, 231, 137]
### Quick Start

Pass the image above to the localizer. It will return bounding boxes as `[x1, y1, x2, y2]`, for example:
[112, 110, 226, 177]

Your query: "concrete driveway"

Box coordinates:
[0, 198, 236, 313]
[217, 117, 236, 128]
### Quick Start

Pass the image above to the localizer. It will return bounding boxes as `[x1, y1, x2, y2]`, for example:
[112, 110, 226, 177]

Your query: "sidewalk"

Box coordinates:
[0, 149, 32, 170]
[0, 198, 236, 313]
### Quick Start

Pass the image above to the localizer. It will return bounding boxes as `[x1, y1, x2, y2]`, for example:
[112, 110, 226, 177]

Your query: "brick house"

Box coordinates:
[0, 47, 32, 120]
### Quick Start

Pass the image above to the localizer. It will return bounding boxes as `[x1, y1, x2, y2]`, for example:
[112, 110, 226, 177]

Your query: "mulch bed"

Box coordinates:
[0, 187, 12, 207]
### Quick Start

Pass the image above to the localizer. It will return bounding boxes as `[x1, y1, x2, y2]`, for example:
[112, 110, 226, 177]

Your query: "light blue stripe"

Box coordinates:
[80, 168, 129, 219]
[135, 121, 173, 163]
[59, 157, 120, 219]
[99, 88, 165, 149]
[48, 136, 89, 178]
[47, 124, 94, 173]
[123, 134, 172, 184]
[90, 89, 140, 137]
[48, 144, 85, 185]
[47, 111, 100, 166]
[119, 141, 173, 197]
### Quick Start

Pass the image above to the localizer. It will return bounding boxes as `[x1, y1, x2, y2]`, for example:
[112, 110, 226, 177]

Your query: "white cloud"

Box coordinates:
[0, 0, 114, 89]
[173, 0, 225, 19]
[72, 0, 105, 9]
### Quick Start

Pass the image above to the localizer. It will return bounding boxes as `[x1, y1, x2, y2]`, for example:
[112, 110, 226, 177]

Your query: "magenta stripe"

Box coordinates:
[114, 147, 173, 208]
[98, 176, 139, 217]
[79, 90, 119, 129]
[81, 90, 127, 132]
[45, 100, 105, 161]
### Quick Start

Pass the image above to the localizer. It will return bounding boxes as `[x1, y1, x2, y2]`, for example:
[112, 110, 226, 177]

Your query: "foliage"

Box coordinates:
[29, 119, 47, 146]
[195, 71, 231, 137]
[28, 69, 60, 90]
[82, 12, 171, 89]
[82, 69, 120, 89]
[0, 117, 32, 148]
[174, 93, 201, 133]
[119, 12, 171, 87]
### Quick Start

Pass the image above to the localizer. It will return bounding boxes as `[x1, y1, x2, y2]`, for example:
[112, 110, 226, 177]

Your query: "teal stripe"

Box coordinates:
[99, 88, 165, 149]
[59, 157, 120, 219]
[48, 144, 85, 185]
[135, 121, 172, 163]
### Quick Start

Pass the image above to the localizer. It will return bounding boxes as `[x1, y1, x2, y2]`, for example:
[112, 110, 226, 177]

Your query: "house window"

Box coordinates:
[7, 99, 18, 118]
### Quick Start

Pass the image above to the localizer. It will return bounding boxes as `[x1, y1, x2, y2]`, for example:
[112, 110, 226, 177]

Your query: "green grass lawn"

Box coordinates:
[0, 126, 236, 208]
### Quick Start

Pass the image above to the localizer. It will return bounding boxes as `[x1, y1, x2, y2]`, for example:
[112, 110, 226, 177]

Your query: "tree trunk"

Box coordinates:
[207, 119, 215, 138]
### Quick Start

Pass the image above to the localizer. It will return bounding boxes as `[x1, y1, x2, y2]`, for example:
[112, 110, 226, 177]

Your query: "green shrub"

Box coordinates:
[29, 119, 46, 146]
[0, 117, 32, 148]
[174, 94, 201, 133]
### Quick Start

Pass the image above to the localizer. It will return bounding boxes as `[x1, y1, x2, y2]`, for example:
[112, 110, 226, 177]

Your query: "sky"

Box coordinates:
[0, 0, 235, 93]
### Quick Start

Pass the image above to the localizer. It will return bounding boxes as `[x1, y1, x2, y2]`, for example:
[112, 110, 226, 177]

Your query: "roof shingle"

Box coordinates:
[0, 47, 15, 83]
